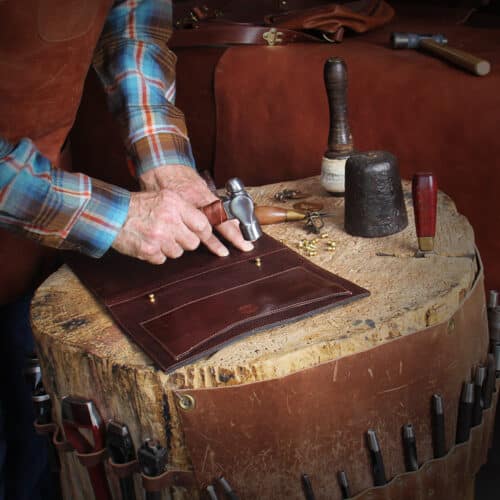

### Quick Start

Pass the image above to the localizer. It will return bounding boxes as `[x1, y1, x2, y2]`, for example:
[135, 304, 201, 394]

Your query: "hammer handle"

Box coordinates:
[420, 39, 490, 76]
[324, 57, 353, 158]
[201, 199, 228, 226]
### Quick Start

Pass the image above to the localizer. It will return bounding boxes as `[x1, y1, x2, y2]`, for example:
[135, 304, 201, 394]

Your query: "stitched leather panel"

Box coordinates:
[66, 234, 369, 372]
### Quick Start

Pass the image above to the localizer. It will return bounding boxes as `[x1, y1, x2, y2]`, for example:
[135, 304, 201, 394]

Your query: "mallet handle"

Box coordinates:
[420, 39, 490, 76]
[324, 57, 353, 158]
[201, 199, 228, 226]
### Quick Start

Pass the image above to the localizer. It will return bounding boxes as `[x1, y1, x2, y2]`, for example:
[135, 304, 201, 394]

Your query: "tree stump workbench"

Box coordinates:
[31, 177, 493, 500]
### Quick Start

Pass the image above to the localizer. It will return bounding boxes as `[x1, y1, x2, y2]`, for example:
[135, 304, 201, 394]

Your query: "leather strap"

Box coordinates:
[170, 23, 325, 47]
[35, 420, 73, 452]
[76, 448, 108, 468]
[142, 469, 197, 491]
[108, 458, 141, 479]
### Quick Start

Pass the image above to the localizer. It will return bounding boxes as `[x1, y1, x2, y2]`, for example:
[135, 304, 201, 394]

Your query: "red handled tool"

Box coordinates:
[61, 396, 111, 500]
[412, 172, 437, 253]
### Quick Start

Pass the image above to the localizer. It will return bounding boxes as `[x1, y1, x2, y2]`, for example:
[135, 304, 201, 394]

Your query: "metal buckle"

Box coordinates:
[263, 28, 284, 46]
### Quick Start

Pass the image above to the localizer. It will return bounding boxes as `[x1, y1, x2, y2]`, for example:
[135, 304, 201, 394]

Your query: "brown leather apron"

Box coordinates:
[0, 0, 113, 304]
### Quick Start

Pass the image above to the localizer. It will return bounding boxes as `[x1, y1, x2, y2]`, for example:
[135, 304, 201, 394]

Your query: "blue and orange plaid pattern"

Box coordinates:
[0, 0, 194, 257]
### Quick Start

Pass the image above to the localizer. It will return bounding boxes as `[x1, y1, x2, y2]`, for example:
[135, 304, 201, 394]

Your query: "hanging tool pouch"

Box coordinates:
[66, 234, 368, 373]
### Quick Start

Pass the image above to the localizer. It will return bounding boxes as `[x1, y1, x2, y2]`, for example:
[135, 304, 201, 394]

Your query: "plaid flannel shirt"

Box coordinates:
[0, 0, 195, 258]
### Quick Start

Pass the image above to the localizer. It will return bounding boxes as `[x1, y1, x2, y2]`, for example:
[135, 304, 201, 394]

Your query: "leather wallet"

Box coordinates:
[66, 234, 369, 372]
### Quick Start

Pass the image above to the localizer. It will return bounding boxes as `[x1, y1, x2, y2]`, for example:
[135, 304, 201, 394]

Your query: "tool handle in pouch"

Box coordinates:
[412, 172, 437, 252]
[420, 39, 491, 76]
[201, 199, 228, 227]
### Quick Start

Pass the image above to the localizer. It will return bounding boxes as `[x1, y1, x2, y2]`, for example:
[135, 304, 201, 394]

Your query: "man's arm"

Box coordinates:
[0, 137, 129, 257]
[93, 0, 253, 252]
[0, 137, 228, 263]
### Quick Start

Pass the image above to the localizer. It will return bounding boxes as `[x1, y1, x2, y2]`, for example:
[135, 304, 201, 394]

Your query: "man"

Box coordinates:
[0, 1, 252, 498]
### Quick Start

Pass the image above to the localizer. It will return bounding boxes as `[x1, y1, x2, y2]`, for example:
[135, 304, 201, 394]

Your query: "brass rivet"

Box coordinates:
[178, 394, 195, 411]
[254, 257, 262, 267]
[148, 293, 156, 304]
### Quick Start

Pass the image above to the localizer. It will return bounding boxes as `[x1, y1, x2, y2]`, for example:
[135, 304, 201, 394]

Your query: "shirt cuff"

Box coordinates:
[128, 133, 196, 177]
[65, 178, 130, 258]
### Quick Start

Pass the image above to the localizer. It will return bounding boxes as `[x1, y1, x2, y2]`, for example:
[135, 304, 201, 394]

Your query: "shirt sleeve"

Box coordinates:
[0, 137, 130, 257]
[93, 0, 196, 177]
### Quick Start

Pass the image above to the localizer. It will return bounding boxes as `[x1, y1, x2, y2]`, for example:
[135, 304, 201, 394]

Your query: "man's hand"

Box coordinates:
[112, 190, 230, 264]
[139, 165, 253, 253]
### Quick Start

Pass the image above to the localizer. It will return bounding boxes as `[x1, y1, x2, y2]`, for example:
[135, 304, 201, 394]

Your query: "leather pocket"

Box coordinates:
[141, 266, 351, 361]
[37, 0, 101, 42]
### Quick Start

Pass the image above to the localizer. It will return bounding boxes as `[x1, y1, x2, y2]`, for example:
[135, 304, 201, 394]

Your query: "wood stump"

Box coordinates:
[31, 177, 484, 499]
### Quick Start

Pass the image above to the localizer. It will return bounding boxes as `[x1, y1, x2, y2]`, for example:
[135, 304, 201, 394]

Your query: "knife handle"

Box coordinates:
[201, 199, 228, 227]
[412, 172, 437, 252]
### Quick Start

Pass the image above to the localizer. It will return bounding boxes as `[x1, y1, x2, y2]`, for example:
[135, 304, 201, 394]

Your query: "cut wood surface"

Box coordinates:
[30, 177, 478, 498]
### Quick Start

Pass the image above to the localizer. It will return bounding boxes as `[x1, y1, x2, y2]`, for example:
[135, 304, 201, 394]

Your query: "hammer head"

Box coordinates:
[222, 178, 263, 242]
[391, 32, 447, 49]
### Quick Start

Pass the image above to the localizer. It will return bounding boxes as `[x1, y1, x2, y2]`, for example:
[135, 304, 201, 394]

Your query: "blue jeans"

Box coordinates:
[0, 293, 52, 500]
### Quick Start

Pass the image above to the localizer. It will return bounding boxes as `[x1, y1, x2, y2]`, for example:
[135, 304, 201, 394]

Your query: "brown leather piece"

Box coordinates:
[175, 265, 493, 498]
[75, 448, 108, 468]
[66, 234, 368, 372]
[141, 469, 197, 491]
[108, 458, 141, 479]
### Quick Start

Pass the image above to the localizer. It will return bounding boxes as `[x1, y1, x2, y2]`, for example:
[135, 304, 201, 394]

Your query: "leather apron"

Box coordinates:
[0, 0, 113, 304]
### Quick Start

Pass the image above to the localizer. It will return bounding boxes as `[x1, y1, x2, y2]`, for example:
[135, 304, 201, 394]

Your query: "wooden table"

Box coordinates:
[31, 177, 494, 499]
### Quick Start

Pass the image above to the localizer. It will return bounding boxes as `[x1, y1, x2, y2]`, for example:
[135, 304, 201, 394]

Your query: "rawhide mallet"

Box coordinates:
[320, 57, 354, 197]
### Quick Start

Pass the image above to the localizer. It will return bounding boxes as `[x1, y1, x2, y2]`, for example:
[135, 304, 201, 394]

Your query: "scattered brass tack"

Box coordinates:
[321, 233, 329, 239]
[148, 293, 156, 304]
[254, 257, 262, 267]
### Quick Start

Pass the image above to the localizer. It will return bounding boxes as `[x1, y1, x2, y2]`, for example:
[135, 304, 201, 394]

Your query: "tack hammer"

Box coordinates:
[391, 32, 491, 76]
[201, 178, 263, 241]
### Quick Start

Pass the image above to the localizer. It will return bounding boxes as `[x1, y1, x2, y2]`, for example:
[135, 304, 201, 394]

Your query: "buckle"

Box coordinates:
[263, 28, 284, 46]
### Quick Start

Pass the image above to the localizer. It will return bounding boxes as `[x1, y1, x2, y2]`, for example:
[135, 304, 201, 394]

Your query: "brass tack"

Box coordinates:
[178, 394, 196, 411]
[148, 293, 156, 304]
[321, 233, 329, 239]
[254, 257, 262, 267]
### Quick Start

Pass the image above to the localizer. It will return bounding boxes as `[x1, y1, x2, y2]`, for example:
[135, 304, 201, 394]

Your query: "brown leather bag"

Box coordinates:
[172, 0, 395, 46]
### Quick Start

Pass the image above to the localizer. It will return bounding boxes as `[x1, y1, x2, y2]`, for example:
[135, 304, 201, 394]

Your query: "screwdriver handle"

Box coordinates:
[412, 172, 437, 252]
[201, 199, 228, 226]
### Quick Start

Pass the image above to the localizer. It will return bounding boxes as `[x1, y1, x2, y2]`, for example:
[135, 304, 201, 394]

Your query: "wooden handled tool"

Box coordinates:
[202, 201, 308, 226]
[320, 57, 354, 196]
[412, 172, 437, 252]
[420, 39, 490, 76]
[324, 57, 353, 158]
[391, 32, 490, 76]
